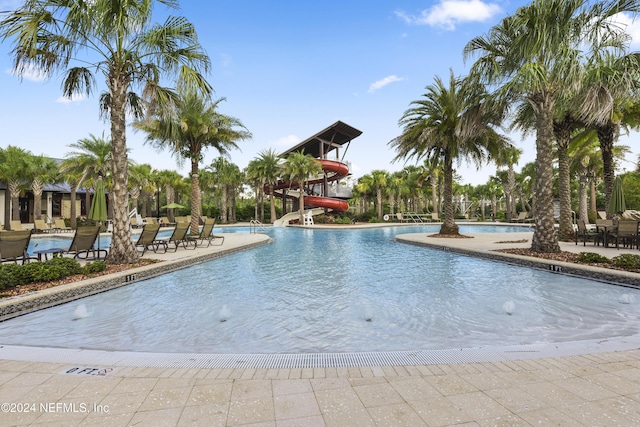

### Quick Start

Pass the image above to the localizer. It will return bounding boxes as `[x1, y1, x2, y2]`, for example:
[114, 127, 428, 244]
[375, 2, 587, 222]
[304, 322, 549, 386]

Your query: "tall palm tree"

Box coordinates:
[26, 155, 59, 221]
[136, 93, 251, 233]
[464, 0, 635, 251]
[494, 146, 522, 221]
[254, 149, 282, 223]
[370, 170, 389, 219]
[389, 71, 509, 235]
[280, 151, 323, 224]
[1, 0, 211, 264]
[64, 134, 115, 224]
[0, 146, 31, 226]
[244, 159, 265, 221]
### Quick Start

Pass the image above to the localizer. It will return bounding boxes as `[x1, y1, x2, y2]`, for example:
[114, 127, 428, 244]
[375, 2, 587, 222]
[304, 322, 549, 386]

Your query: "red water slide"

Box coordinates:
[268, 159, 350, 213]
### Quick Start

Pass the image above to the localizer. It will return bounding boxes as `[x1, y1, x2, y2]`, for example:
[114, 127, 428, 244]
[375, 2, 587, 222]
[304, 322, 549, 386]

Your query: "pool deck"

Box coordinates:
[1, 223, 640, 426]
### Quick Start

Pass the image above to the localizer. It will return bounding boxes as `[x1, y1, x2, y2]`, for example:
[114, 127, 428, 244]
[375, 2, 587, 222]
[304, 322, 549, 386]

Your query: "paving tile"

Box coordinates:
[476, 413, 530, 427]
[447, 391, 512, 419]
[314, 386, 365, 416]
[553, 376, 620, 401]
[3, 372, 53, 387]
[274, 391, 321, 420]
[353, 382, 404, 408]
[322, 407, 375, 427]
[95, 390, 148, 415]
[485, 386, 548, 413]
[227, 397, 275, 425]
[585, 372, 640, 395]
[137, 386, 192, 411]
[177, 402, 228, 427]
[231, 379, 272, 400]
[367, 402, 427, 427]
[276, 414, 326, 427]
[409, 395, 472, 426]
[310, 377, 350, 391]
[425, 374, 478, 396]
[109, 377, 158, 395]
[187, 382, 233, 405]
[460, 372, 514, 391]
[522, 381, 585, 407]
[518, 407, 584, 426]
[127, 407, 183, 427]
[272, 379, 313, 396]
[388, 376, 441, 401]
[78, 411, 135, 426]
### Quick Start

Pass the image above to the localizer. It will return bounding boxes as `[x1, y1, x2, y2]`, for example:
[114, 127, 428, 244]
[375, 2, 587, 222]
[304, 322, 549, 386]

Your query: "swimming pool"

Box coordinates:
[5, 225, 638, 354]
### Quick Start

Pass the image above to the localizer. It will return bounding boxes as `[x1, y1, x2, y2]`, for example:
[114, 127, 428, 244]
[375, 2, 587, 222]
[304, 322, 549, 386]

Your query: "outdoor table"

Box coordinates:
[33, 248, 65, 261]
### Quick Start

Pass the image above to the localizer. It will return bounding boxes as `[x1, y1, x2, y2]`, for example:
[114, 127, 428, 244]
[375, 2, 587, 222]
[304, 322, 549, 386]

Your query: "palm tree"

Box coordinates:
[26, 155, 59, 222]
[494, 146, 522, 221]
[244, 159, 265, 221]
[370, 170, 389, 219]
[389, 71, 509, 235]
[1, 0, 211, 264]
[64, 134, 113, 212]
[464, 0, 634, 251]
[0, 146, 31, 227]
[254, 149, 282, 223]
[280, 151, 323, 224]
[128, 163, 153, 218]
[136, 93, 251, 233]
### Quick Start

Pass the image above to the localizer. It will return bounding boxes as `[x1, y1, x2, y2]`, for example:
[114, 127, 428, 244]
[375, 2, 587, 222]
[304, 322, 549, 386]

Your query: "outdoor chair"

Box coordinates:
[9, 220, 24, 231]
[65, 225, 107, 260]
[575, 219, 602, 246]
[609, 220, 639, 250]
[54, 218, 73, 233]
[187, 218, 224, 247]
[0, 230, 36, 264]
[155, 222, 196, 252]
[33, 219, 52, 233]
[135, 223, 163, 255]
[160, 216, 176, 227]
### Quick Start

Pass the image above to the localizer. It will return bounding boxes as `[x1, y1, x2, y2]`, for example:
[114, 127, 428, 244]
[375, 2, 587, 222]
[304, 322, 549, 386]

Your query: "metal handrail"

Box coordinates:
[249, 219, 268, 234]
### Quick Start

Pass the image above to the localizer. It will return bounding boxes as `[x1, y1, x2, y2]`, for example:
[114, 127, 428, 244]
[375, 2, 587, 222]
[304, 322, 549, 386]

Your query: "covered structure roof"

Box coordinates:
[279, 121, 362, 160]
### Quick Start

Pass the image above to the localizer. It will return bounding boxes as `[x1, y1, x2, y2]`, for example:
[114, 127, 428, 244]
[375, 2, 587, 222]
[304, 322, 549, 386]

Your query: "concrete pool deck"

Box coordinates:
[1, 224, 640, 426]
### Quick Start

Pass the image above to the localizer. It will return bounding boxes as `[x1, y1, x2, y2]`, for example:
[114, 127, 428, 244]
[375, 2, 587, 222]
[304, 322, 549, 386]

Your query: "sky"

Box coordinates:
[1, 0, 639, 186]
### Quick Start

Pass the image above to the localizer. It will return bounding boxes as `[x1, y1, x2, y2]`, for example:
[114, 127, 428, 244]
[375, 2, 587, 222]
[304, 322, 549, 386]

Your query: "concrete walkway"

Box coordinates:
[1, 225, 640, 426]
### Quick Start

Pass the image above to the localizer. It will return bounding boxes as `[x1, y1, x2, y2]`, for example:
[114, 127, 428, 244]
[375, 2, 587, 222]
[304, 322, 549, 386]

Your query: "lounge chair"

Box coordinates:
[511, 212, 532, 223]
[9, 220, 24, 231]
[155, 222, 196, 252]
[33, 219, 52, 234]
[54, 218, 73, 233]
[65, 225, 107, 260]
[160, 216, 176, 227]
[0, 230, 36, 264]
[135, 223, 163, 255]
[187, 218, 224, 247]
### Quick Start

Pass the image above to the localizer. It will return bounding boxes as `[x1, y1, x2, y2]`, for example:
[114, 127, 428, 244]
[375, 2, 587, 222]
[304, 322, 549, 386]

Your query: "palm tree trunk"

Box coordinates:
[9, 181, 20, 223]
[106, 75, 138, 264]
[190, 158, 201, 235]
[597, 124, 616, 218]
[32, 179, 43, 221]
[440, 152, 459, 235]
[579, 169, 588, 222]
[377, 189, 383, 219]
[70, 185, 78, 229]
[554, 119, 573, 240]
[531, 96, 560, 252]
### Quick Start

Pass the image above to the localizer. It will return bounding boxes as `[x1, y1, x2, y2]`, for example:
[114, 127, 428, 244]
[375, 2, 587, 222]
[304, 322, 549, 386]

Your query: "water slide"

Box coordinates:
[271, 159, 350, 225]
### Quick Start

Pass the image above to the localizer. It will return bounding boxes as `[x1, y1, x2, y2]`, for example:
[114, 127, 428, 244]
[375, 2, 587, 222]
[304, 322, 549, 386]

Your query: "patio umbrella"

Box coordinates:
[607, 176, 626, 216]
[161, 202, 185, 209]
[88, 176, 107, 259]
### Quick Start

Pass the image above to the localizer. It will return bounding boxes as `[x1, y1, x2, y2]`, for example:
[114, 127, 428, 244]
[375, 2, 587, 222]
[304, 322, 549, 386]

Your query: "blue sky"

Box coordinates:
[1, 0, 639, 185]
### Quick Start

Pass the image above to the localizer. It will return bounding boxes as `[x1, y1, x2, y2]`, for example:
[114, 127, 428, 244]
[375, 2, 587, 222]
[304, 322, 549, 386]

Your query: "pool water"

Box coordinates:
[5, 225, 638, 354]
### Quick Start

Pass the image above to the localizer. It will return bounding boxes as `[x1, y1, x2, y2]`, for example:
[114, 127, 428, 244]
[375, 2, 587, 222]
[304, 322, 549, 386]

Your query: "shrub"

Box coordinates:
[47, 257, 83, 275]
[577, 252, 610, 264]
[611, 254, 640, 270]
[83, 260, 108, 274]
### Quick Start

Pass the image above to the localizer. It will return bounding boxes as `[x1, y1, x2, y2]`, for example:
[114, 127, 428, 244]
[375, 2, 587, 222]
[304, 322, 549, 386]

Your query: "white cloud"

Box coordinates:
[56, 93, 86, 104]
[7, 64, 47, 82]
[610, 12, 640, 49]
[274, 134, 300, 147]
[395, 0, 502, 31]
[368, 75, 404, 93]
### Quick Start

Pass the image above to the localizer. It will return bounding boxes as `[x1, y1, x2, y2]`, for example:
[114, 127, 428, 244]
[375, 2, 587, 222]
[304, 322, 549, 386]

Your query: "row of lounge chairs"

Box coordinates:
[134, 219, 224, 255]
[0, 219, 225, 264]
